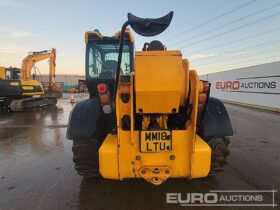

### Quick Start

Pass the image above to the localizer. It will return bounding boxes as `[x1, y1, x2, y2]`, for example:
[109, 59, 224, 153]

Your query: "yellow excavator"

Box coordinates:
[0, 48, 62, 111]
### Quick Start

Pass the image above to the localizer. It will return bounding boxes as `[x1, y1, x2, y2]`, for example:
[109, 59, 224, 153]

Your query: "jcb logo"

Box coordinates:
[216, 81, 240, 90]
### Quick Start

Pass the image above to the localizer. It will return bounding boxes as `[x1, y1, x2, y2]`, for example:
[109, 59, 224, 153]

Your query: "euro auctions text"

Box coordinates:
[166, 190, 277, 207]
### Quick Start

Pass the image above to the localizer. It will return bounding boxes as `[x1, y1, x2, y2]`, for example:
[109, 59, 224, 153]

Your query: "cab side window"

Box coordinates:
[5, 70, 11, 79]
[89, 47, 102, 78]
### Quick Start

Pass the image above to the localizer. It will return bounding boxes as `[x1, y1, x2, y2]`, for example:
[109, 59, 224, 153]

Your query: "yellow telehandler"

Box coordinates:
[67, 12, 233, 185]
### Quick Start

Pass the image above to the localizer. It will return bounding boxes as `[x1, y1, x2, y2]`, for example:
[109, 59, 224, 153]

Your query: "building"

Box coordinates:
[34, 74, 85, 92]
[200, 61, 280, 111]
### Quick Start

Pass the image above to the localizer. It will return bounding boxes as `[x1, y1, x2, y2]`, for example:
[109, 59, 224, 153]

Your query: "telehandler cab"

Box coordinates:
[67, 12, 233, 185]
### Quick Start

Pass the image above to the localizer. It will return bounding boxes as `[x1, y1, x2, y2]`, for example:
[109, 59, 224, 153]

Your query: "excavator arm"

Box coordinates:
[21, 48, 56, 86]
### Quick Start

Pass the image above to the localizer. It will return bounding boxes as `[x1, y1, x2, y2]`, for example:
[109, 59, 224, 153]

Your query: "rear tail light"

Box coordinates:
[100, 94, 110, 104]
[198, 81, 210, 113]
[198, 93, 207, 103]
[97, 83, 112, 114]
[97, 83, 107, 93]
[203, 81, 210, 93]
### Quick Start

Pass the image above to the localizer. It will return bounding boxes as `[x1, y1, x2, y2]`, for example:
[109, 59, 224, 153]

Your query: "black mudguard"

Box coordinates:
[67, 98, 102, 140]
[198, 97, 233, 138]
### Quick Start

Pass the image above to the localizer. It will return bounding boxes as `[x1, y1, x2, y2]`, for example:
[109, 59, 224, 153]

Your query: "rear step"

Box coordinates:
[10, 97, 57, 111]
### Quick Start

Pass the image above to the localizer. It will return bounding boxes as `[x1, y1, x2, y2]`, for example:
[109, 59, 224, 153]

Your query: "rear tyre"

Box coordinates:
[72, 138, 101, 177]
[207, 137, 230, 174]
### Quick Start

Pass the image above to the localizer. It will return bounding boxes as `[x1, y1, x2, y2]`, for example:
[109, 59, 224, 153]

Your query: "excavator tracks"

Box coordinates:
[10, 97, 57, 111]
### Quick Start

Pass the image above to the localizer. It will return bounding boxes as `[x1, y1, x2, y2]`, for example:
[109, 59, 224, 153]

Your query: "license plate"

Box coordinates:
[140, 130, 172, 152]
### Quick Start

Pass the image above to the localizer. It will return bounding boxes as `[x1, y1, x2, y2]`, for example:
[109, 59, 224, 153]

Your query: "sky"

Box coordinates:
[1, 0, 280, 75]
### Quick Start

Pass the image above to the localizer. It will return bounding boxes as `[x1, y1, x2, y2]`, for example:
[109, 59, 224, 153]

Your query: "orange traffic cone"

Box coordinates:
[70, 94, 76, 103]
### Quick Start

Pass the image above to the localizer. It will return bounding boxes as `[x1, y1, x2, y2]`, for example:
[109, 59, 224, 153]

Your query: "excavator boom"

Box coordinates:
[21, 48, 56, 84]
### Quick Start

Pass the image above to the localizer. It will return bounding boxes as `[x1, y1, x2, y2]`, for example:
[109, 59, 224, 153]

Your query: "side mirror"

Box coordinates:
[127, 12, 173, 37]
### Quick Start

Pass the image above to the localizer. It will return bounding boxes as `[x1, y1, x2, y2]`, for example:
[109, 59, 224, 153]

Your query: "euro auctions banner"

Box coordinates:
[215, 76, 278, 94]
[200, 61, 280, 111]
